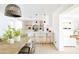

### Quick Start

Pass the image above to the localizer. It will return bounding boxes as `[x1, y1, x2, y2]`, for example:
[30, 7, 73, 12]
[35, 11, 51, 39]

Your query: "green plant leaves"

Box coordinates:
[14, 30, 21, 36]
[3, 25, 21, 40]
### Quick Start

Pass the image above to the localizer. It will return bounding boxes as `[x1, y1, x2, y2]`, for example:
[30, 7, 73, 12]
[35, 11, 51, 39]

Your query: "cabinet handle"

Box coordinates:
[64, 28, 67, 29]
[63, 28, 71, 29]
[68, 28, 71, 29]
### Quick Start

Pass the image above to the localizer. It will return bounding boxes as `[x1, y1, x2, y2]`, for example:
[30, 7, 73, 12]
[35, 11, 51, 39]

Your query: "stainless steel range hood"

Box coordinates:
[5, 4, 22, 17]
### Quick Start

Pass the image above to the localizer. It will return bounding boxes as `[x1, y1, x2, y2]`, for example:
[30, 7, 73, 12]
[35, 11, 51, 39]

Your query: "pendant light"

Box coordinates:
[5, 4, 22, 17]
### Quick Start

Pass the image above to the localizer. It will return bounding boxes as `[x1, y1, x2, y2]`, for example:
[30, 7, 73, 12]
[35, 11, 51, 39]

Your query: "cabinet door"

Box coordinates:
[62, 29, 76, 46]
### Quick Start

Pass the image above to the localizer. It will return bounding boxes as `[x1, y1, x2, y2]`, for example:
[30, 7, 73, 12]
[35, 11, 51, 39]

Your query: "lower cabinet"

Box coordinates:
[62, 29, 76, 46]
[34, 31, 54, 44]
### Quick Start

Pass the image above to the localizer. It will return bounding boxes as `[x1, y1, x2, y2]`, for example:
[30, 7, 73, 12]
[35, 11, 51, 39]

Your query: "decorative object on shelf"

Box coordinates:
[40, 28, 42, 30]
[36, 21, 37, 23]
[32, 25, 38, 31]
[28, 27, 31, 30]
[44, 21, 46, 23]
[49, 30, 51, 32]
[5, 4, 22, 17]
[46, 28, 49, 31]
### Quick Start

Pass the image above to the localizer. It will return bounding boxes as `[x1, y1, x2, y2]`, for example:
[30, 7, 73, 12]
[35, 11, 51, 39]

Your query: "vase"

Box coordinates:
[14, 36, 20, 42]
[8, 38, 14, 44]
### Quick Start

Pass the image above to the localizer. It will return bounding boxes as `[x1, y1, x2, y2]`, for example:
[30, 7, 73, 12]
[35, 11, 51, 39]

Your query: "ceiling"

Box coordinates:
[60, 5, 79, 17]
[0, 4, 73, 18]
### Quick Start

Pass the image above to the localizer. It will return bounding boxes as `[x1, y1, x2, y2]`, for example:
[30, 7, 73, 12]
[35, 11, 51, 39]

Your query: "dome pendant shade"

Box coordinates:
[5, 4, 22, 17]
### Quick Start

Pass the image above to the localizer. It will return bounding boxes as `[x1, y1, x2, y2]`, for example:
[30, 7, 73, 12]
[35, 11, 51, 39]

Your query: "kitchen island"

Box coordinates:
[0, 35, 29, 54]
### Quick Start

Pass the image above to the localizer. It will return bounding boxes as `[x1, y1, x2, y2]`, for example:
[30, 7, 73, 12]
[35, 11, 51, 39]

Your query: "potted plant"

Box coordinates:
[3, 26, 15, 44]
[14, 29, 21, 42]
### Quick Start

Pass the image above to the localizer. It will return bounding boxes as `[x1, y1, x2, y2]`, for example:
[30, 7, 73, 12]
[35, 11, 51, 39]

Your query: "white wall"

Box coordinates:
[52, 5, 73, 51]
[0, 12, 10, 37]
[52, 14, 60, 50]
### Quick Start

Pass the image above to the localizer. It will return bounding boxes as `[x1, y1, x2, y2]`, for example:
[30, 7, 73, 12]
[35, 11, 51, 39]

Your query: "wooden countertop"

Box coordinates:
[70, 35, 79, 39]
[0, 36, 29, 54]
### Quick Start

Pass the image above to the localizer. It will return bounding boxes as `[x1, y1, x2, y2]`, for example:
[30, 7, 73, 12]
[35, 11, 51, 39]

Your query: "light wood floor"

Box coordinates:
[34, 43, 57, 54]
[34, 43, 79, 54]
[63, 40, 79, 54]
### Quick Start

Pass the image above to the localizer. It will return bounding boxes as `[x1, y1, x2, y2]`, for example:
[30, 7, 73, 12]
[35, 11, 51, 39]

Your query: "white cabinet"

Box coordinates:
[60, 17, 76, 47]
[62, 29, 76, 46]
[34, 31, 54, 44]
